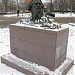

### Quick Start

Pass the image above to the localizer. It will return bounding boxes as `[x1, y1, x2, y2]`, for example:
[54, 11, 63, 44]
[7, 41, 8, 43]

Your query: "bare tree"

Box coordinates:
[51, 0, 75, 13]
[8, 0, 16, 12]
[2, 0, 11, 12]
[50, 0, 53, 12]
[47, 0, 54, 12]
[2, 0, 18, 13]
[71, 0, 75, 13]
[19, 0, 26, 12]
[2, 0, 9, 12]
[74, 0, 75, 13]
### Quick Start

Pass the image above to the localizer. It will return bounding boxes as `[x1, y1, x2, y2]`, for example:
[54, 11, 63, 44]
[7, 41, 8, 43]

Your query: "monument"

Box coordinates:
[1, 0, 73, 75]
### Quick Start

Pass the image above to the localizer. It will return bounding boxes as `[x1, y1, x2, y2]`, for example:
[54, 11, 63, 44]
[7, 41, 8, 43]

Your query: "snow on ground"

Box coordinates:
[0, 23, 75, 75]
[0, 28, 10, 57]
[55, 13, 75, 17]
[3, 13, 31, 18]
[3, 13, 75, 18]
[0, 28, 25, 75]
[62, 23, 75, 60]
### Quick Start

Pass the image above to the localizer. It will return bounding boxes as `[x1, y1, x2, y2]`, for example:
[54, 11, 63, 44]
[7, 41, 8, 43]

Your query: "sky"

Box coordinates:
[41, 0, 50, 3]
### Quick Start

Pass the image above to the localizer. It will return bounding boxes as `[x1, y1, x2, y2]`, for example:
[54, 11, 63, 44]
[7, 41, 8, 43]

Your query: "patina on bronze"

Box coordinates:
[28, 0, 44, 22]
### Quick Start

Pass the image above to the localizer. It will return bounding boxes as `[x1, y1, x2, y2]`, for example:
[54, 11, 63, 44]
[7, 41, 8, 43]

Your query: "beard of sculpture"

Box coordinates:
[28, 0, 44, 22]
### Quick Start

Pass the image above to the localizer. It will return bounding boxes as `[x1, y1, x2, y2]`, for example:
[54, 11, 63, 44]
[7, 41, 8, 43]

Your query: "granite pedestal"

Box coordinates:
[10, 24, 69, 71]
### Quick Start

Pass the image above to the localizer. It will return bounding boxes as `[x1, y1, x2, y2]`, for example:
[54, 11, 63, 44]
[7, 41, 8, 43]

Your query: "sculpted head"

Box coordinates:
[28, 0, 44, 21]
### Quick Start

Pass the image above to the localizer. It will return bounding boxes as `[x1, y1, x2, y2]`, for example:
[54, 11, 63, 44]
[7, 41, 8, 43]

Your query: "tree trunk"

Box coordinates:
[5, 4, 8, 12]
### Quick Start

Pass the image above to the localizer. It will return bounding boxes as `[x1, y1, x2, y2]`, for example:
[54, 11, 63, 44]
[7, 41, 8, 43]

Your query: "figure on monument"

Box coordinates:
[28, 0, 44, 22]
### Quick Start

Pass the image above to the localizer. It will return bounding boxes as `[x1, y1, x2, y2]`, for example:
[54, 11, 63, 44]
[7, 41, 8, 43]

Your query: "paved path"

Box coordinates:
[0, 16, 25, 26]
[0, 13, 75, 26]
[0, 13, 31, 27]
[54, 17, 75, 23]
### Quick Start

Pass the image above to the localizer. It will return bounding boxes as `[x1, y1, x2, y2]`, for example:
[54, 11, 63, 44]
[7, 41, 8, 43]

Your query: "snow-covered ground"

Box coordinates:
[62, 23, 75, 59]
[0, 13, 75, 74]
[55, 13, 75, 17]
[0, 28, 25, 75]
[3, 13, 31, 18]
[3, 13, 75, 18]
[0, 23, 75, 75]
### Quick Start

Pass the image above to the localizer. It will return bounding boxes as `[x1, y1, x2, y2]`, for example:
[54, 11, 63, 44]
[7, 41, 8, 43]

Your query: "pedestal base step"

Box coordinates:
[1, 53, 37, 75]
[54, 58, 74, 75]
[1, 53, 74, 75]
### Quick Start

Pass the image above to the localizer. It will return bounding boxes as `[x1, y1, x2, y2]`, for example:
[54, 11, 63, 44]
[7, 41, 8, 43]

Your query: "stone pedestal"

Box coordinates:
[10, 24, 69, 71]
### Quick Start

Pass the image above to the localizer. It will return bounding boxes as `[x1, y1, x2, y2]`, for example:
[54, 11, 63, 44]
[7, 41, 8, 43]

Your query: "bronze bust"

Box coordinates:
[28, 0, 44, 22]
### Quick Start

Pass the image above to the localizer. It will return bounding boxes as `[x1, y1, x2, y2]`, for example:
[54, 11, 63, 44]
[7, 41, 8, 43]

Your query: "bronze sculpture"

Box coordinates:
[28, 0, 44, 22]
